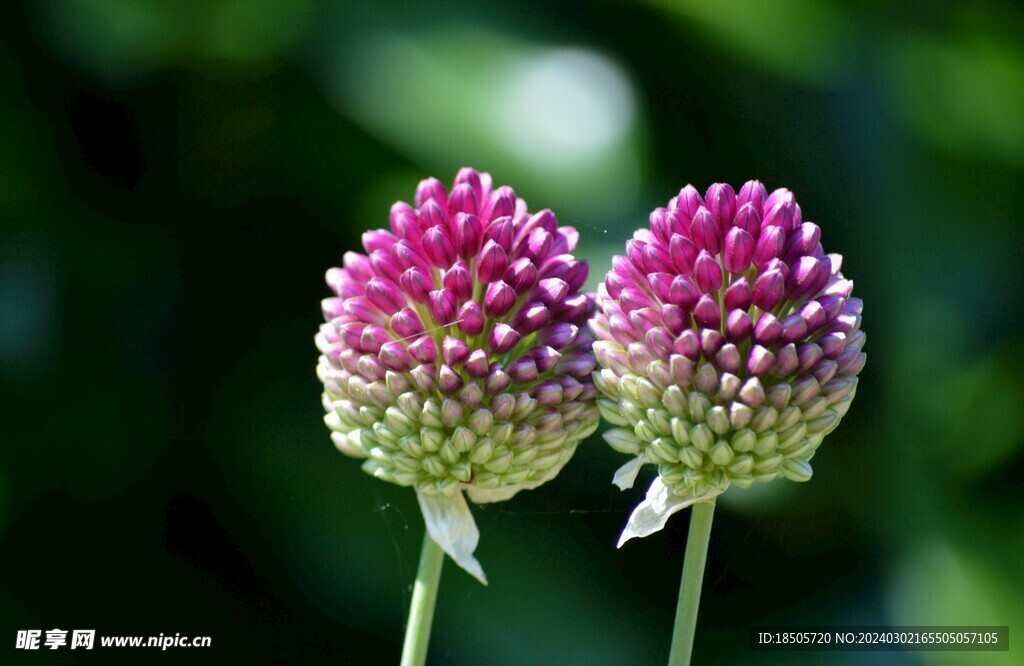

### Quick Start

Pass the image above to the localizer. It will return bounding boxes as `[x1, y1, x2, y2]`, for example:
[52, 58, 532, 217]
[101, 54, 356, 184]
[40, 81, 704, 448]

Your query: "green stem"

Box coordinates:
[400, 532, 445, 666]
[668, 500, 717, 666]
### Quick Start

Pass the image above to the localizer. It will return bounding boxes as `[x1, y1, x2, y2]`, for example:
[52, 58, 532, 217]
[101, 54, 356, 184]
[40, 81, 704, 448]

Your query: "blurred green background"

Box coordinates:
[2, 1, 1022, 664]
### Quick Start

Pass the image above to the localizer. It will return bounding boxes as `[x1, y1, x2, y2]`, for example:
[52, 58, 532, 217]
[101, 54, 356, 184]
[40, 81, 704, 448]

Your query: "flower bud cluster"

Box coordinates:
[592, 182, 865, 499]
[317, 168, 600, 499]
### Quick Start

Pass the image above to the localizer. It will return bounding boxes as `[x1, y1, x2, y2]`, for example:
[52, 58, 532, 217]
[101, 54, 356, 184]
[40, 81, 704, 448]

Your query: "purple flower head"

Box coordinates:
[592, 182, 865, 544]
[316, 168, 600, 581]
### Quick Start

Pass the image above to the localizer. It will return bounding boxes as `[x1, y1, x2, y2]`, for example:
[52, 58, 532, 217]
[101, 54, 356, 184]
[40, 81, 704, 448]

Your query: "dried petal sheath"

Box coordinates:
[316, 168, 600, 580]
[592, 182, 865, 544]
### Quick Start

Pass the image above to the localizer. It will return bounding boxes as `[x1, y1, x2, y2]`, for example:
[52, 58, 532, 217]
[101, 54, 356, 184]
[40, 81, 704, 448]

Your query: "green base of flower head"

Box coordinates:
[318, 348, 600, 498]
[595, 348, 857, 499]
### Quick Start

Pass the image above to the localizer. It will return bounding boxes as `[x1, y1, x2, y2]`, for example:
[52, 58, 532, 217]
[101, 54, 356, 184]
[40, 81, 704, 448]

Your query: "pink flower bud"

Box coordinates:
[443, 261, 473, 300]
[399, 266, 432, 304]
[693, 250, 723, 293]
[429, 289, 457, 324]
[415, 177, 447, 209]
[752, 270, 786, 311]
[485, 185, 516, 222]
[753, 225, 785, 270]
[366, 277, 406, 315]
[724, 227, 755, 274]
[484, 215, 514, 252]
[705, 183, 736, 229]
[454, 213, 483, 258]
[737, 179, 767, 211]
[689, 208, 721, 254]
[456, 301, 484, 336]
[422, 225, 456, 268]
[505, 257, 539, 294]
[484, 281, 517, 318]
[448, 182, 478, 217]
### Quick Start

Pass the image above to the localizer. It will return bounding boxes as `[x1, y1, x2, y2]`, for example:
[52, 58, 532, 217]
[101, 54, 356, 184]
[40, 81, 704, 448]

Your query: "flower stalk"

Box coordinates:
[668, 499, 715, 666]
[400, 533, 445, 666]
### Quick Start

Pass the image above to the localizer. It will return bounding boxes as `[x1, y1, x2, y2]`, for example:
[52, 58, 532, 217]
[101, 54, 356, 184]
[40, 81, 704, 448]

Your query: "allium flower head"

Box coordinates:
[316, 168, 600, 580]
[592, 182, 865, 544]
